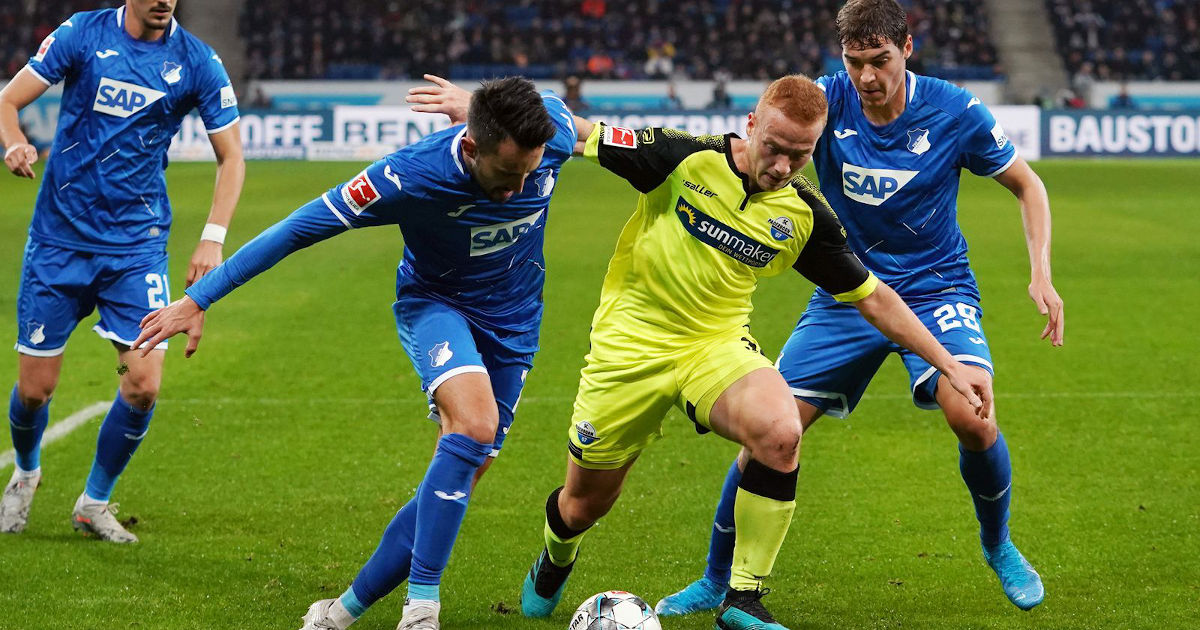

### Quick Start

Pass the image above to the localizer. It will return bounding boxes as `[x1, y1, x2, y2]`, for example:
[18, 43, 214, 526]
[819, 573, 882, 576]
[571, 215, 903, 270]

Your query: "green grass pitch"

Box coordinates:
[1, 158, 1197, 629]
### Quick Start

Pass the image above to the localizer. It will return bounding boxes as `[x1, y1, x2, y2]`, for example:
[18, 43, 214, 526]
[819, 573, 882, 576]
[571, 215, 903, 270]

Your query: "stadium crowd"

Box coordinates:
[237, 0, 999, 81]
[1047, 0, 1200, 82]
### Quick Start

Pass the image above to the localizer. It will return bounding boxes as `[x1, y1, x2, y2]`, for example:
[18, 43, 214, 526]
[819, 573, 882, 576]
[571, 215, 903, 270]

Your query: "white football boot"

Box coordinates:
[0, 469, 41, 533]
[299, 598, 357, 630]
[71, 493, 138, 543]
[396, 599, 440, 630]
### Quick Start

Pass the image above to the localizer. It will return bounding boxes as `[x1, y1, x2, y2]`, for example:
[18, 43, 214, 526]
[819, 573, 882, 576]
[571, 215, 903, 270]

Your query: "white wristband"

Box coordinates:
[200, 223, 227, 244]
[5, 144, 27, 160]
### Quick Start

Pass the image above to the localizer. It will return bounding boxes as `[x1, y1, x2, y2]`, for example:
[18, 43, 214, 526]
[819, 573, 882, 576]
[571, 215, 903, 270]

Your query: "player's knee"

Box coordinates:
[448, 415, 500, 444]
[748, 418, 802, 471]
[947, 409, 998, 451]
[16, 385, 53, 410]
[120, 380, 160, 412]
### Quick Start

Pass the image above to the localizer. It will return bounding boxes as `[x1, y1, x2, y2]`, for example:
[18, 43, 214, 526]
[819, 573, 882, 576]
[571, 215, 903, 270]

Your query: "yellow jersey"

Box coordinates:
[583, 123, 878, 349]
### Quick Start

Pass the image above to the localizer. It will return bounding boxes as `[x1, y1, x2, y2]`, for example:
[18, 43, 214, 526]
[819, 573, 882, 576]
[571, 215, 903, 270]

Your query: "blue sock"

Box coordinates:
[408, 433, 491, 594]
[84, 392, 153, 501]
[338, 585, 368, 619]
[9, 385, 50, 472]
[348, 496, 419, 612]
[703, 457, 742, 586]
[959, 432, 1013, 547]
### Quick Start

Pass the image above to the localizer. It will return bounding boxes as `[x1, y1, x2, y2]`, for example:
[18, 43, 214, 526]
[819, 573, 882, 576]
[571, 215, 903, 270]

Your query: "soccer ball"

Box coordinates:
[569, 591, 662, 630]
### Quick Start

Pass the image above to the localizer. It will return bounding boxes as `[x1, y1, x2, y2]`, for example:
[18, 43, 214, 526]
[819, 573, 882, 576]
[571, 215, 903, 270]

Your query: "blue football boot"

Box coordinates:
[655, 576, 726, 616]
[983, 539, 1045, 610]
[520, 548, 575, 617]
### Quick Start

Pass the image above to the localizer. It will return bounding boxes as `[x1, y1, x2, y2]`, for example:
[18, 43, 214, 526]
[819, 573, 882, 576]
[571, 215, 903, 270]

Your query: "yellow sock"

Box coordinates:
[544, 518, 587, 567]
[729, 487, 796, 591]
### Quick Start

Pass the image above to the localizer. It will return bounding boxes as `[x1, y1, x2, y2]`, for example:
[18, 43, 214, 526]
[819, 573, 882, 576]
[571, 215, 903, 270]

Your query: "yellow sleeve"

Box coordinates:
[832, 273, 880, 303]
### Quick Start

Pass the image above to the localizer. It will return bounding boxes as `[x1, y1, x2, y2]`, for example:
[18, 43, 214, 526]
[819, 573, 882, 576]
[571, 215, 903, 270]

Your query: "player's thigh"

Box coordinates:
[93, 250, 171, 350]
[776, 298, 890, 419]
[897, 298, 995, 411]
[475, 343, 535, 458]
[15, 241, 99, 357]
[393, 293, 498, 433]
[675, 328, 779, 436]
[567, 351, 678, 472]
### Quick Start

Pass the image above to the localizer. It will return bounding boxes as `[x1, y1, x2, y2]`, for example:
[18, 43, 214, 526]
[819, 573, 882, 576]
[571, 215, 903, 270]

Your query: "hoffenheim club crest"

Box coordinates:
[907, 128, 931, 155]
[161, 61, 182, 85]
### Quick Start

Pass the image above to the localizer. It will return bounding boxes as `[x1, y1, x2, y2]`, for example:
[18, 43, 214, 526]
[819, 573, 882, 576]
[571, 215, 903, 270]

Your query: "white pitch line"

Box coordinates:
[0, 401, 110, 471]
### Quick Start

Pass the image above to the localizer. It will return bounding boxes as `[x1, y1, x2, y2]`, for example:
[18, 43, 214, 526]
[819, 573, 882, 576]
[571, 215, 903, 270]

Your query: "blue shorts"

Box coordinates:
[15, 240, 171, 356]
[777, 292, 993, 418]
[393, 289, 537, 458]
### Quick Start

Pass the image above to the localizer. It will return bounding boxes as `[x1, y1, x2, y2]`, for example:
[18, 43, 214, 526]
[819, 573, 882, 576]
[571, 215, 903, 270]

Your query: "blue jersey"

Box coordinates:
[25, 8, 239, 255]
[187, 93, 576, 345]
[813, 71, 1017, 300]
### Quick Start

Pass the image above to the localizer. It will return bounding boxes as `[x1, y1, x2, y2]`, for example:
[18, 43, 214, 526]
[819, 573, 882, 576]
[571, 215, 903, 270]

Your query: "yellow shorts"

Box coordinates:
[567, 328, 774, 470]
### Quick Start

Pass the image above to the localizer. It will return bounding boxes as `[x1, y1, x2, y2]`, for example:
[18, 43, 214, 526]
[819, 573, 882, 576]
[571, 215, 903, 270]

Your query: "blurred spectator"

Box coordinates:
[246, 86, 273, 109]
[661, 81, 684, 110]
[1111, 84, 1137, 109]
[1047, 0, 1200, 81]
[707, 78, 733, 110]
[563, 75, 588, 113]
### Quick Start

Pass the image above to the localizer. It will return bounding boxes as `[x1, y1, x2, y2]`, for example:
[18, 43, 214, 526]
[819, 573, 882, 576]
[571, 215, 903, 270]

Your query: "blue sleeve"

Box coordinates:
[958, 96, 1018, 177]
[193, 49, 240, 135]
[26, 15, 84, 85]
[184, 198, 348, 309]
[539, 91, 577, 165]
[323, 156, 412, 228]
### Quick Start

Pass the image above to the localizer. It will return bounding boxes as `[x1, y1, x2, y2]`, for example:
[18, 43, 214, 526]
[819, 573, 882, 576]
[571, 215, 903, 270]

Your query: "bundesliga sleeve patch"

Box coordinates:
[33, 35, 55, 62]
[341, 171, 381, 215]
[603, 126, 637, 149]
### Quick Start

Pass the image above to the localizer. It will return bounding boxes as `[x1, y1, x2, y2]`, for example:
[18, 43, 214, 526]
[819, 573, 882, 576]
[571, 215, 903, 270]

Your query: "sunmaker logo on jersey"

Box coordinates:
[841, 163, 918, 206]
[93, 77, 166, 118]
[675, 198, 778, 268]
[470, 209, 545, 256]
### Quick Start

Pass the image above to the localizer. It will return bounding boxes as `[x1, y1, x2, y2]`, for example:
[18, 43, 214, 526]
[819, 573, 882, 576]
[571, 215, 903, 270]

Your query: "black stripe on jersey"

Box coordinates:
[790, 175, 873, 296]
[596, 126, 727, 194]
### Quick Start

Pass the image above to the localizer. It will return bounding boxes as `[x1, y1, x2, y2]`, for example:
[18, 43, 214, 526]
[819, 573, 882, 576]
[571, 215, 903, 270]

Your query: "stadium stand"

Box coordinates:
[1046, 0, 1200, 81]
[233, 0, 1001, 82]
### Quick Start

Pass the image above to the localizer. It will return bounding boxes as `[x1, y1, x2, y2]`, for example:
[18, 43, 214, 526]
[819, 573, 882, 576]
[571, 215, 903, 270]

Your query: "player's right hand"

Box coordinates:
[135, 295, 206, 358]
[944, 363, 994, 421]
[407, 74, 471, 125]
[4, 143, 38, 179]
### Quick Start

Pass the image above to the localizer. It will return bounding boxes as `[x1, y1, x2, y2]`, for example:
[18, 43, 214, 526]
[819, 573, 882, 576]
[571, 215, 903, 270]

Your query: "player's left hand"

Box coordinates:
[135, 296, 206, 358]
[943, 363, 994, 420]
[187, 240, 223, 288]
[1028, 277, 1064, 346]
[407, 74, 471, 125]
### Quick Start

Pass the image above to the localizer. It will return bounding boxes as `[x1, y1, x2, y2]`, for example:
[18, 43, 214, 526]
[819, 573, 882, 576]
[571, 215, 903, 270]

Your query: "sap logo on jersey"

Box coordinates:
[93, 77, 166, 118]
[841, 163, 918, 206]
[470, 209, 545, 256]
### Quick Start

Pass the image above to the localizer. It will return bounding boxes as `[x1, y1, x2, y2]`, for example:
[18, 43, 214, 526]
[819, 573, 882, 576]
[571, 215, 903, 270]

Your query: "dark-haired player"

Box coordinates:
[134, 77, 575, 630]
[0, 0, 243, 542]
[658, 0, 1058, 615]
